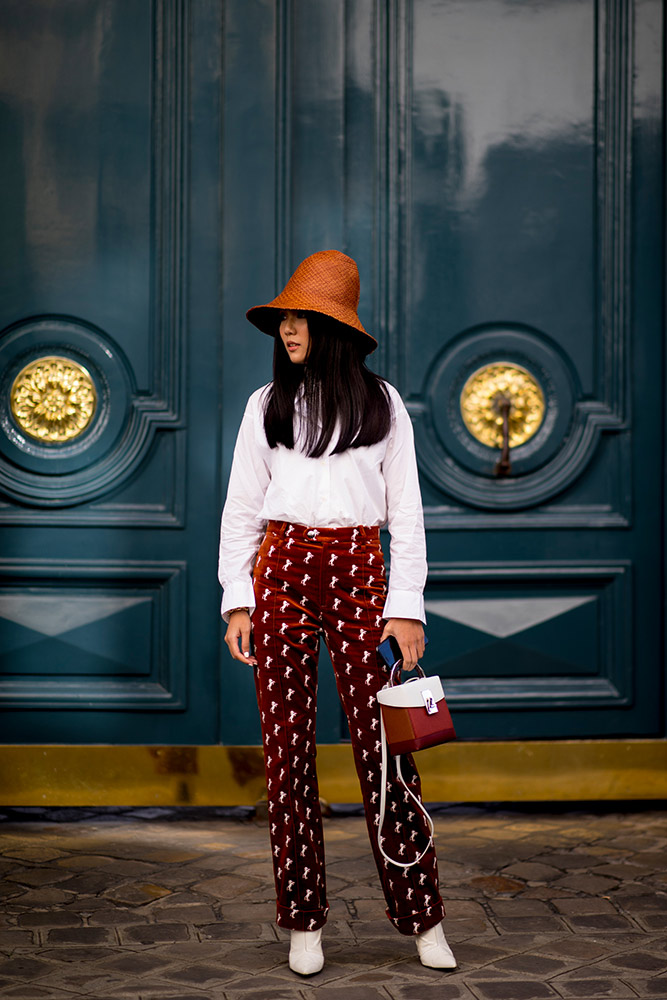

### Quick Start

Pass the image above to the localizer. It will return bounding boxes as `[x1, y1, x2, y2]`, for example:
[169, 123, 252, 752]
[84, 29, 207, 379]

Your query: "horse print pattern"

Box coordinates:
[251, 520, 446, 935]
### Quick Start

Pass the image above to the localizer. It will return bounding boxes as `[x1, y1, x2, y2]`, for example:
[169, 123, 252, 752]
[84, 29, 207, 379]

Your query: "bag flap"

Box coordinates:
[376, 675, 445, 708]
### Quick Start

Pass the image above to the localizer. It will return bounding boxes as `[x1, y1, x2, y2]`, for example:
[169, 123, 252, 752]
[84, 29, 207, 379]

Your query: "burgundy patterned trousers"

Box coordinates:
[251, 520, 446, 935]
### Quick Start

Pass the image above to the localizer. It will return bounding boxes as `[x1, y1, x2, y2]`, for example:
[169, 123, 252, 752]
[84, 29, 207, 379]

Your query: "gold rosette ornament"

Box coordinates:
[11, 356, 97, 443]
[460, 363, 545, 449]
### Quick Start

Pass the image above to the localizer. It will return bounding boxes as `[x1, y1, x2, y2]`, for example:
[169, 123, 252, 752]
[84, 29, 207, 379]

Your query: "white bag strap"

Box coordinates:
[376, 701, 435, 869]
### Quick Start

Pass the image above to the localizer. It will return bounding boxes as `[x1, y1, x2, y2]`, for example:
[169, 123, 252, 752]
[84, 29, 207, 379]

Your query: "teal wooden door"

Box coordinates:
[0, 0, 225, 742]
[221, 0, 664, 744]
[1, 0, 663, 748]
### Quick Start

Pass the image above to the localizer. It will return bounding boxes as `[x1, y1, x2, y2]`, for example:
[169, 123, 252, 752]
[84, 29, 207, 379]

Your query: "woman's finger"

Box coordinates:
[404, 650, 417, 670]
[240, 625, 257, 665]
[399, 640, 413, 670]
[225, 626, 250, 664]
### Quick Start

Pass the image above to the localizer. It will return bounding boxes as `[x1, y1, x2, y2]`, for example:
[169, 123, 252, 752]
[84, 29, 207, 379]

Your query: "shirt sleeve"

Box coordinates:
[380, 389, 427, 624]
[218, 389, 272, 622]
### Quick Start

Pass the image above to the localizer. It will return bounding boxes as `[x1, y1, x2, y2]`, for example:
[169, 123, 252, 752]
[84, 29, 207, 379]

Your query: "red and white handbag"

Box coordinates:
[376, 664, 456, 868]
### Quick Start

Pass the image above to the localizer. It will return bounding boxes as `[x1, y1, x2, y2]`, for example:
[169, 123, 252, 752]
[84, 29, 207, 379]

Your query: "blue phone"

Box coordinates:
[376, 633, 428, 669]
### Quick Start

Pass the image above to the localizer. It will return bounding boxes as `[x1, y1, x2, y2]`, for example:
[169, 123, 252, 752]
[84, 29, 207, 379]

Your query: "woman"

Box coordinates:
[218, 250, 456, 975]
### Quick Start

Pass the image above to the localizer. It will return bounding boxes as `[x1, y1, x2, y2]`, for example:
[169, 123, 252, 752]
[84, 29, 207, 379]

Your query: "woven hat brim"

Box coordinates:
[246, 304, 377, 355]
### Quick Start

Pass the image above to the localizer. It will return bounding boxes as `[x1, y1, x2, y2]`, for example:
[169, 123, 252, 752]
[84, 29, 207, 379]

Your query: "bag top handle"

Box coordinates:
[389, 662, 426, 687]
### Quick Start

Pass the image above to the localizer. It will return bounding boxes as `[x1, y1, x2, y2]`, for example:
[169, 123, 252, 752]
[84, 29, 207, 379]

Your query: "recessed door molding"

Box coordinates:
[377, 0, 633, 524]
[0, 0, 189, 519]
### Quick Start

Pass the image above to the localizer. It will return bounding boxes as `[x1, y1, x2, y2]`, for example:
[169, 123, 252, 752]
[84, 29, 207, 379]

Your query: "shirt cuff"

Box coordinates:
[221, 581, 257, 623]
[382, 588, 426, 625]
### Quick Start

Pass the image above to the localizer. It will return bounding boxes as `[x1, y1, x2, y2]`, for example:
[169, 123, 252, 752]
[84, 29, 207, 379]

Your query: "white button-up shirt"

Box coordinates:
[218, 381, 427, 623]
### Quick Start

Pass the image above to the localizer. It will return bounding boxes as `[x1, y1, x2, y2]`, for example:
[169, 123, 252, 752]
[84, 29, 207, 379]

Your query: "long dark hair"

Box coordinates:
[263, 313, 392, 457]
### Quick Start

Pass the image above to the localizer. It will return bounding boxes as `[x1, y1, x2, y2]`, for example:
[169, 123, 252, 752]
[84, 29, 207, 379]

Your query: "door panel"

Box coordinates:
[0, 0, 184, 519]
[0, 0, 223, 742]
[401, 0, 662, 736]
[221, 0, 663, 744]
[1, 0, 663, 748]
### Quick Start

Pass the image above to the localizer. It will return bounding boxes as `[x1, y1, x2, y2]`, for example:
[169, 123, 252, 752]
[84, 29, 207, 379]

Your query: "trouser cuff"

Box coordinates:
[387, 899, 446, 936]
[276, 901, 329, 931]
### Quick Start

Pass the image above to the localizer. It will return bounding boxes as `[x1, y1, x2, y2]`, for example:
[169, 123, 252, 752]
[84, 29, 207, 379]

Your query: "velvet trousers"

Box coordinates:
[251, 519, 446, 935]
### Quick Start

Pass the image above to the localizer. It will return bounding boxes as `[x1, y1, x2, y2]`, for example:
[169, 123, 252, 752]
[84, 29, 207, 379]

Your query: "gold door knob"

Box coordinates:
[460, 363, 545, 451]
[11, 356, 97, 443]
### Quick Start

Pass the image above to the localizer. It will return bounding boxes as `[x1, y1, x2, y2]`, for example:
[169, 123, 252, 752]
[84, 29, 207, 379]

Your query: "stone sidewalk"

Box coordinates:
[0, 803, 666, 1000]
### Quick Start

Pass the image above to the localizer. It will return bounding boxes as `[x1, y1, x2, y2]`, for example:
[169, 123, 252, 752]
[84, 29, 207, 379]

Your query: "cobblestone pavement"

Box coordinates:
[0, 803, 666, 1000]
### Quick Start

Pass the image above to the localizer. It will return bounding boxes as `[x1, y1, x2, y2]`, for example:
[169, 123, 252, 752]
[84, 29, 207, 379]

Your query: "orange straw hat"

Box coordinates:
[246, 250, 377, 355]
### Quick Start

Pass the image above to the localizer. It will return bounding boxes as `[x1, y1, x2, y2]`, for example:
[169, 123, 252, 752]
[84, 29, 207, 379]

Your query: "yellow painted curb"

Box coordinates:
[1, 740, 666, 806]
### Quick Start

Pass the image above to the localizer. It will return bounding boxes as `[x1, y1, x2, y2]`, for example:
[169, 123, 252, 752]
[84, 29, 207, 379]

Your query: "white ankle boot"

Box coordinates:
[289, 927, 324, 975]
[415, 920, 457, 969]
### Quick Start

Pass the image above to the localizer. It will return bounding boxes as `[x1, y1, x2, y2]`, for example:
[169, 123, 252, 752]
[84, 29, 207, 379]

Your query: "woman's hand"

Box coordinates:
[380, 618, 425, 671]
[224, 610, 257, 665]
